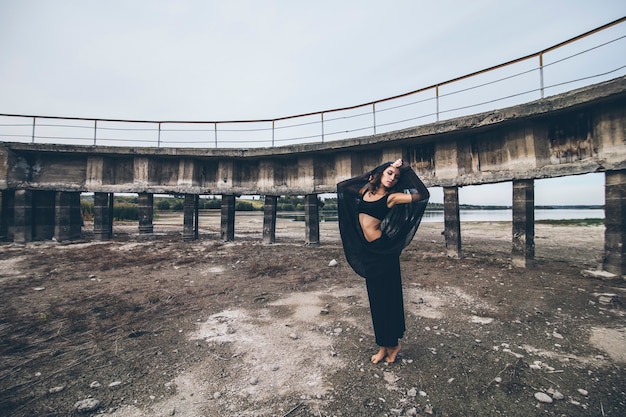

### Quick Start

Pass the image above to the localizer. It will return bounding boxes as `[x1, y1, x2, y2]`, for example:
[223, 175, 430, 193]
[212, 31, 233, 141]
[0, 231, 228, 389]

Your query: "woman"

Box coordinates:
[337, 159, 429, 363]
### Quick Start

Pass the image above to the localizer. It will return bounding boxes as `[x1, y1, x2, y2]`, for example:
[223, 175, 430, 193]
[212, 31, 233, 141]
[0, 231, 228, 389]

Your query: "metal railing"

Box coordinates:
[1, 17, 625, 149]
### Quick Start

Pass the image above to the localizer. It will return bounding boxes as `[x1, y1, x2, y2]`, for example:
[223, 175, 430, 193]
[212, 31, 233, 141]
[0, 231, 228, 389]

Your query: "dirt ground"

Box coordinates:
[1, 212, 625, 417]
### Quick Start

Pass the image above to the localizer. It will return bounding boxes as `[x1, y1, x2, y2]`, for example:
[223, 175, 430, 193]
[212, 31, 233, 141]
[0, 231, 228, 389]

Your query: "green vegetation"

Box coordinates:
[80, 194, 338, 222]
[536, 218, 604, 226]
[80, 200, 93, 220]
[114, 202, 139, 221]
[80, 195, 142, 221]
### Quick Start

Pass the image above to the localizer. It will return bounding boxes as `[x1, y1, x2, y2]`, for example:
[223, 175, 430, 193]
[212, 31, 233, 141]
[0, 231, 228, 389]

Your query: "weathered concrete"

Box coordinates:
[183, 194, 199, 241]
[443, 187, 461, 258]
[304, 194, 320, 246]
[263, 195, 278, 244]
[512, 180, 535, 268]
[34, 191, 55, 241]
[93, 192, 113, 241]
[138, 192, 154, 234]
[604, 171, 626, 276]
[54, 191, 82, 242]
[220, 195, 235, 242]
[3, 191, 15, 241]
[0, 190, 11, 240]
[13, 190, 33, 243]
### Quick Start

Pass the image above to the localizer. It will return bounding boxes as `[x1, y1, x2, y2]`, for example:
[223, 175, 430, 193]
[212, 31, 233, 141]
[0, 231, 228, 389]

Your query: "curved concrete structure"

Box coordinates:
[1, 76, 625, 275]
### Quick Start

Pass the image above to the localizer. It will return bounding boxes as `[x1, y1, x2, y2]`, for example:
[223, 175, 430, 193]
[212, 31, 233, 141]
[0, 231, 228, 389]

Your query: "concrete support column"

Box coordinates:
[13, 189, 33, 243]
[512, 179, 535, 268]
[304, 194, 320, 246]
[34, 191, 56, 240]
[0, 190, 12, 241]
[603, 170, 626, 277]
[55, 192, 82, 242]
[138, 192, 154, 234]
[183, 194, 199, 241]
[93, 192, 113, 241]
[443, 186, 462, 258]
[221, 195, 235, 241]
[263, 195, 278, 244]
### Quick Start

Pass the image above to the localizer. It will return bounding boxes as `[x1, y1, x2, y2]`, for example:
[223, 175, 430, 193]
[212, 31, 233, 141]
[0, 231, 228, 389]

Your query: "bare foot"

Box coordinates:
[371, 347, 386, 363]
[385, 344, 401, 363]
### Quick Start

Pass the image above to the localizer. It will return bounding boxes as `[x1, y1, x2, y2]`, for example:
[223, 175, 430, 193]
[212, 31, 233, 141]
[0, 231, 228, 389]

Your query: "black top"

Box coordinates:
[337, 161, 430, 278]
[358, 193, 390, 221]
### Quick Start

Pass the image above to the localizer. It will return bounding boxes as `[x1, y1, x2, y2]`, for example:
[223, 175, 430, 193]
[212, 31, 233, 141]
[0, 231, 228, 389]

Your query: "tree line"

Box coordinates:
[80, 195, 338, 221]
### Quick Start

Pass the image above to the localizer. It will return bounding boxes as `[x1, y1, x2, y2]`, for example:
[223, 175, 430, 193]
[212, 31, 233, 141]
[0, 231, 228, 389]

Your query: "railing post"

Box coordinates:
[214, 123, 218, 148]
[372, 103, 377, 135]
[272, 120, 275, 147]
[435, 85, 440, 122]
[157, 122, 161, 147]
[31, 117, 36, 143]
[93, 120, 98, 145]
[321, 112, 325, 143]
[539, 53, 545, 99]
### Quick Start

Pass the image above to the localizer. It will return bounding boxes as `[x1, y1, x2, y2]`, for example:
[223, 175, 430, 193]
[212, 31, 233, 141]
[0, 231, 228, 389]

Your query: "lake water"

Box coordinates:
[279, 208, 604, 223]
[422, 208, 604, 223]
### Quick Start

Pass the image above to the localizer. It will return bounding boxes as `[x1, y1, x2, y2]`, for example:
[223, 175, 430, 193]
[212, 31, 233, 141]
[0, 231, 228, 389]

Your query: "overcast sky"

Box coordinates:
[1, 1, 624, 205]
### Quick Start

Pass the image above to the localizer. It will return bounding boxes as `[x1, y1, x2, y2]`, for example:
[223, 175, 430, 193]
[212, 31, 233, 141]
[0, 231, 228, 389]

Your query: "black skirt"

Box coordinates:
[362, 236, 406, 346]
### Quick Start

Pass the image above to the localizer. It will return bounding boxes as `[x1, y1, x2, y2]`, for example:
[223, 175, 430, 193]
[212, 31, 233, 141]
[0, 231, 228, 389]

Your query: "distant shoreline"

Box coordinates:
[424, 204, 604, 210]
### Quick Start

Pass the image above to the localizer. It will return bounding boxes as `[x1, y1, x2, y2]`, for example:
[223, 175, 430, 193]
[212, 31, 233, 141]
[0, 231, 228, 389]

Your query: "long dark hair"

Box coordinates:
[366, 162, 402, 195]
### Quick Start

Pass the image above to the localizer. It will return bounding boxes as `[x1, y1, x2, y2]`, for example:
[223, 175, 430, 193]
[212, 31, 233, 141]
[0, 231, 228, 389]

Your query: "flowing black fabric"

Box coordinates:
[337, 162, 430, 279]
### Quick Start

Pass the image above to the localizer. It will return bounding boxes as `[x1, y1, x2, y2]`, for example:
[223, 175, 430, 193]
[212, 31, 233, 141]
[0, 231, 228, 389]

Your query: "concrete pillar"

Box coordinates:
[443, 186, 462, 258]
[93, 192, 113, 240]
[512, 179, 535, 268]
[138, 192, 154, 234]
[0, 190, 11, 241]
[13, 189, 33, 243]
[72, 193, 83, 237]
[221, 194, 235, 241]
[263, 195, 278, 244]
[183, 194, 198, 241]
[603, 170, 626, 277]
[34, 191, 56, 241]
[55, 192, 82, 242]
[304, 194, 320, 246]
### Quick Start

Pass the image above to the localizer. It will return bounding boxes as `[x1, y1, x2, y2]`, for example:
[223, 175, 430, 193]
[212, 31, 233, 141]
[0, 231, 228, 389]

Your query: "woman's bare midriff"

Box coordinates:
[359, 213, 383, 242]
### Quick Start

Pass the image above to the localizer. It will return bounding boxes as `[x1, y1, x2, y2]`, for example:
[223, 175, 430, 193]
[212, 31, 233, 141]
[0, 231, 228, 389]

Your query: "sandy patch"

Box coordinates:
[589, 327, 626, 363]
[189, 291, 347, 401]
